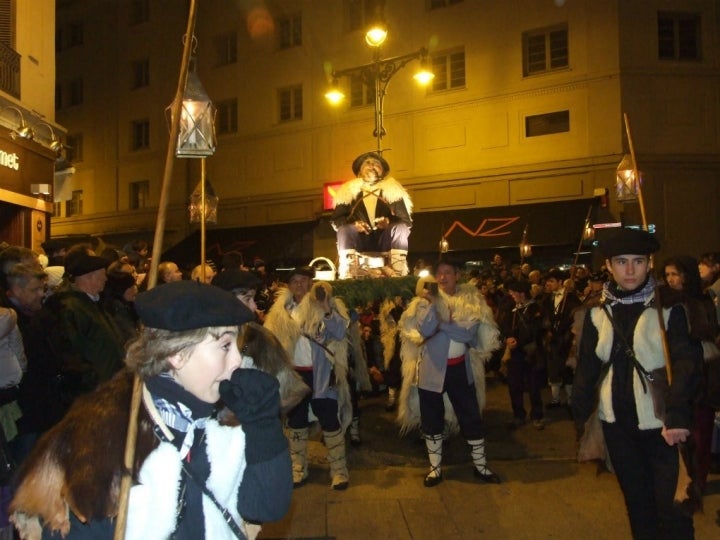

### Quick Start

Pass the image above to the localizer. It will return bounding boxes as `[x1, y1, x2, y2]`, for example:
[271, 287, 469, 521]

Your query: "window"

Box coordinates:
[55, 84, 62, 109]
[658, 12, 701, 60]
[130, 0, 150, 25]
[278, 86, 303, 122]
[55, 28, 63, 52]
[216, 99, 238, 135]
[69, 78, 83, 106]
[429, 0, 463, 9]
[279, 14, 302, 49]
[68, 21, 83, 47]
[346, 0, 382, 32]
[132, 58, 150, 89]
[430, 49, 465, 92]
[130, 180, 149, 210]
[53, 201, 61, 217]
[66, 134, 83, 162]
[350, 74, 371, 107]
[214, 31, 237, 66]
[523, 25, 568, 76]
[525, 110, 570, 137]
[67, 190, 83, 217]
[131, 119, 150, 150]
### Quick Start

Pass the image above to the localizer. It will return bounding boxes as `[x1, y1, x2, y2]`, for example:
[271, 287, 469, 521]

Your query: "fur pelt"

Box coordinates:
[333, 176, 413, 216]
[239, 322, 310, 414]
[10, 370, 159, 538]
[396, 284, 500, 436]
[379, 299, 399, 370]
[347, 321, 372, 392]
[264, 284, 352, 430]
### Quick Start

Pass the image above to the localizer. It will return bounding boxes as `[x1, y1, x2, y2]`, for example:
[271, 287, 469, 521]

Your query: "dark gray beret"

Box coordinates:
[135, 280, 254, 331]
[601, 227, 660, 258]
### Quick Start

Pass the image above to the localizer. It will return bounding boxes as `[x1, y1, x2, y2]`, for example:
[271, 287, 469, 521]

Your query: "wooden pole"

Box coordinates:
[200, 158, 206, 282]
[622, 113, 672, 384]
[113, 2, 199, 538]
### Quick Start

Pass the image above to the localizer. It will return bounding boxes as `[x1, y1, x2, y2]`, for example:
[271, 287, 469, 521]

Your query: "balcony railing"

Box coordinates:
[0, 42, 20, 99]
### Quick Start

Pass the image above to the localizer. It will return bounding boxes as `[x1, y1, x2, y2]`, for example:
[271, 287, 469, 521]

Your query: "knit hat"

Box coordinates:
[601, 227, 660, 258]
[135, 280, 254, 331]
[351, 152, 390, 177]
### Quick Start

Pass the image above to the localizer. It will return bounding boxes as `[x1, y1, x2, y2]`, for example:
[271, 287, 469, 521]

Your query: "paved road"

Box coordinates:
[261, 376, 720, 539]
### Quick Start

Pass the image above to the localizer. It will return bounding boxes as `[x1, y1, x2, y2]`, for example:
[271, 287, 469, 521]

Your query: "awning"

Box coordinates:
[410, 199, 604, 252]
[162, 221, 318, 270]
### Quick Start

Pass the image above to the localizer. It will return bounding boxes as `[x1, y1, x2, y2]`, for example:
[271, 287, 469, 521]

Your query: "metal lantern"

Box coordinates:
[175, 64, 216, 158]
[188, 178, 218, 224]
[616, 153, 642, 202]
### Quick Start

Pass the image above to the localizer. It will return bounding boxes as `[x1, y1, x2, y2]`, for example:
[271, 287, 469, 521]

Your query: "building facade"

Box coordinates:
[0, 0, 60, 252]
[53, 0, 720, 269]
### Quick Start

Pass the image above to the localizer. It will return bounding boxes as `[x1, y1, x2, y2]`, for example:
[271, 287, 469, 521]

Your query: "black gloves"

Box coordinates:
[219, 369, 288, 464]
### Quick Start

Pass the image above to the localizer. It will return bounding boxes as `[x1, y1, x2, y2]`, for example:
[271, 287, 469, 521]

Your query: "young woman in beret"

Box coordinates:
[10, 280, 292, 540]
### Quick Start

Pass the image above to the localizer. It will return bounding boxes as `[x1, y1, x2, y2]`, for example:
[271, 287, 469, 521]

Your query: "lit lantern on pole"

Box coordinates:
[175, 59, 216, 158]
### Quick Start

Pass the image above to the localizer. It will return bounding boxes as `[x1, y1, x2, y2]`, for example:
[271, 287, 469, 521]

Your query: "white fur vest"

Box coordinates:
[333, 176, 413, 215]
[590, 306, 671, 430]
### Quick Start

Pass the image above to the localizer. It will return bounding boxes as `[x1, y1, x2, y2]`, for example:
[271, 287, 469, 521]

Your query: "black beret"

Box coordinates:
[601, 227, 660, 258]
[135, 280, 254, 331]
[351, 152, 390, 177]
[505, 278, 531, 295]
[588, 271, 608, 282]
[286, 265, 315, 282]
[212, 269, 262, 292]
[65, 253, 109, 278]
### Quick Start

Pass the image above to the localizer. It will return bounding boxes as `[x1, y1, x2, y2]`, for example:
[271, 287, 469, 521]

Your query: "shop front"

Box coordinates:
[0, 132, 55, 251]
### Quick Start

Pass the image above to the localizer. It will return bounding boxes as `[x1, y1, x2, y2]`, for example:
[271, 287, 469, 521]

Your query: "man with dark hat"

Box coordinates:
[212, 269, 263, 316]
[41, 239, 67, 267]
[264, 266, 353, 490]
[498, 278, 546, 430]
[572, 227, 703, 539]
[330, 152, 413, 279]
[47, 252, 126, 400]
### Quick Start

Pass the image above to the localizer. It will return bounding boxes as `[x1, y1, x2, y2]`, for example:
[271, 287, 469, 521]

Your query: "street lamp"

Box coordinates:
[1, 106, 34, 140]
[34, 122, 64, 155]
[326, 26, 433, 153]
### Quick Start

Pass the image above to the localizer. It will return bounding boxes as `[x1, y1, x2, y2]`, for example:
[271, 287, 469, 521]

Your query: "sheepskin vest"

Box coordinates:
[590, 305, 671, 430]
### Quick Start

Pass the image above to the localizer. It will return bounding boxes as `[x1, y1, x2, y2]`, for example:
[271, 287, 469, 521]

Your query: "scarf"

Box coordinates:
[145, 372, 215, 459]
[603, 275, 656, 307]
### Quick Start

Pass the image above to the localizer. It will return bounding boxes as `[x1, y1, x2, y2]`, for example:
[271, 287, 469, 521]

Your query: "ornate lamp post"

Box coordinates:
[325, 20, 433, 153]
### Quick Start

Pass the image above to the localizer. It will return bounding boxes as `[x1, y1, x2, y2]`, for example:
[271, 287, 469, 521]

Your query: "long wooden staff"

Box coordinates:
[622, 113, 672, 382]
[557, 204, 593, 315]
[623, 113, 700, 510]
[113, 2, 199, 538]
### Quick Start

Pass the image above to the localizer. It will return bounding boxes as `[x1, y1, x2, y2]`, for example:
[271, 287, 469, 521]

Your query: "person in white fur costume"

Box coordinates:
[397, 259, 501, 487]
[263, 266, 353, 490]
[330, 152, 413, 278]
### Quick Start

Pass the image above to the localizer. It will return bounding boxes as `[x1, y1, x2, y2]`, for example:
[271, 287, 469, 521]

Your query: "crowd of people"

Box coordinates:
[0, 228, 718, 538]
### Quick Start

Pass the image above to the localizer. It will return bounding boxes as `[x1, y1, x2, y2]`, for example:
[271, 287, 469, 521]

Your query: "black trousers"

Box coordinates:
[286, 369, 341, 432]
[418, 361, 484, 440]
[507, 350, 544, 421]
[602, 420, 694, 540]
